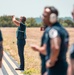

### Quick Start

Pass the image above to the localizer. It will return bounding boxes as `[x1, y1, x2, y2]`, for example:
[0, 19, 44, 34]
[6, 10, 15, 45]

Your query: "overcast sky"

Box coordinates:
[0, 0, 74, 18]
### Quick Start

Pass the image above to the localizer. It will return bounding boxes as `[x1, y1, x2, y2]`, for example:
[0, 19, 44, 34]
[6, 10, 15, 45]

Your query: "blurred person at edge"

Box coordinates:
[0, 29, 3, 68]
[67, 43, 74, 75]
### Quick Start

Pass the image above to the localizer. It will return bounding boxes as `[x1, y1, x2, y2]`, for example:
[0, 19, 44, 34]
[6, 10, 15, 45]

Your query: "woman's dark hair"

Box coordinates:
[44, 6, 59, 16]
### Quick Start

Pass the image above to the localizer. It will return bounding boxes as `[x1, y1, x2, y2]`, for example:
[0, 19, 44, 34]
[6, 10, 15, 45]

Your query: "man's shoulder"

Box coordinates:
[20, 22, 25, 25]
[20, 22, 26, 27]
[52, 23, 65, 32]
[53, 25, 69, 38]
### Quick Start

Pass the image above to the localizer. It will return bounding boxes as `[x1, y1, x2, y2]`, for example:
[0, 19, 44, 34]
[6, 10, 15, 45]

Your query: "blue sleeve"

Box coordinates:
[49, 28, 61, 39]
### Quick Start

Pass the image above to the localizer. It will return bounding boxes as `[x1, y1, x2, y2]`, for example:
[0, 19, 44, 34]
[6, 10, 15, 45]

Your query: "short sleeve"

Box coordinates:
[49, 28, 60, 39]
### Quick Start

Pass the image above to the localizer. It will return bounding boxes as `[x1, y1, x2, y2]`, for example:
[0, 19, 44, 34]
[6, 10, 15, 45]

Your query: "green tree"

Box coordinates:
[0, 15, 16, 27]
[26, 18, 37, 27]
[64, 20, 74, 27]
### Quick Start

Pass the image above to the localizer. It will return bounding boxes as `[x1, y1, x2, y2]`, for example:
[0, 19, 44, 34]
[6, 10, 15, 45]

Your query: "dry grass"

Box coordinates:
[1, 27, 74, 75]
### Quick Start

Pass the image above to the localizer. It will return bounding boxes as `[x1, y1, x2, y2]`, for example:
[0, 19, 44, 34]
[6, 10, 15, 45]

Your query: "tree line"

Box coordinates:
[0, 15, 74, 27]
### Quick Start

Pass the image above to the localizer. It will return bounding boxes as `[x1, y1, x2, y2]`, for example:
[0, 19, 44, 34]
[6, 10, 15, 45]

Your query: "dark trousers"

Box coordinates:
[40, 53, 46, 75]
[0, 41, 3, 61]
[17, 39, 26, 69]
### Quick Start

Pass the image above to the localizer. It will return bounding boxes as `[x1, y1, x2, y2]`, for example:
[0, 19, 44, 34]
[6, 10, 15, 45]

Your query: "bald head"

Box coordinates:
[45, 8, 51, 13]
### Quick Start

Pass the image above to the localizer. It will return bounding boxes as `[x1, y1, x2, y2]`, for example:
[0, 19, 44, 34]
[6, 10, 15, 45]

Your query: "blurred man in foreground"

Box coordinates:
[31, 6, 69, 75]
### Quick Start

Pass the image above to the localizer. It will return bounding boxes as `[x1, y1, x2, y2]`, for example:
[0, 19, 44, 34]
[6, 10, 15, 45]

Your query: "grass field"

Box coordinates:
[1, 27, 74, 75]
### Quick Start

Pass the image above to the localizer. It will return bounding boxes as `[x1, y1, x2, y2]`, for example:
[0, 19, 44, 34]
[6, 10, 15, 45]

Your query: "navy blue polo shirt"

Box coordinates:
[16, 23, 26, 40]
[46, 22, 69, 62]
